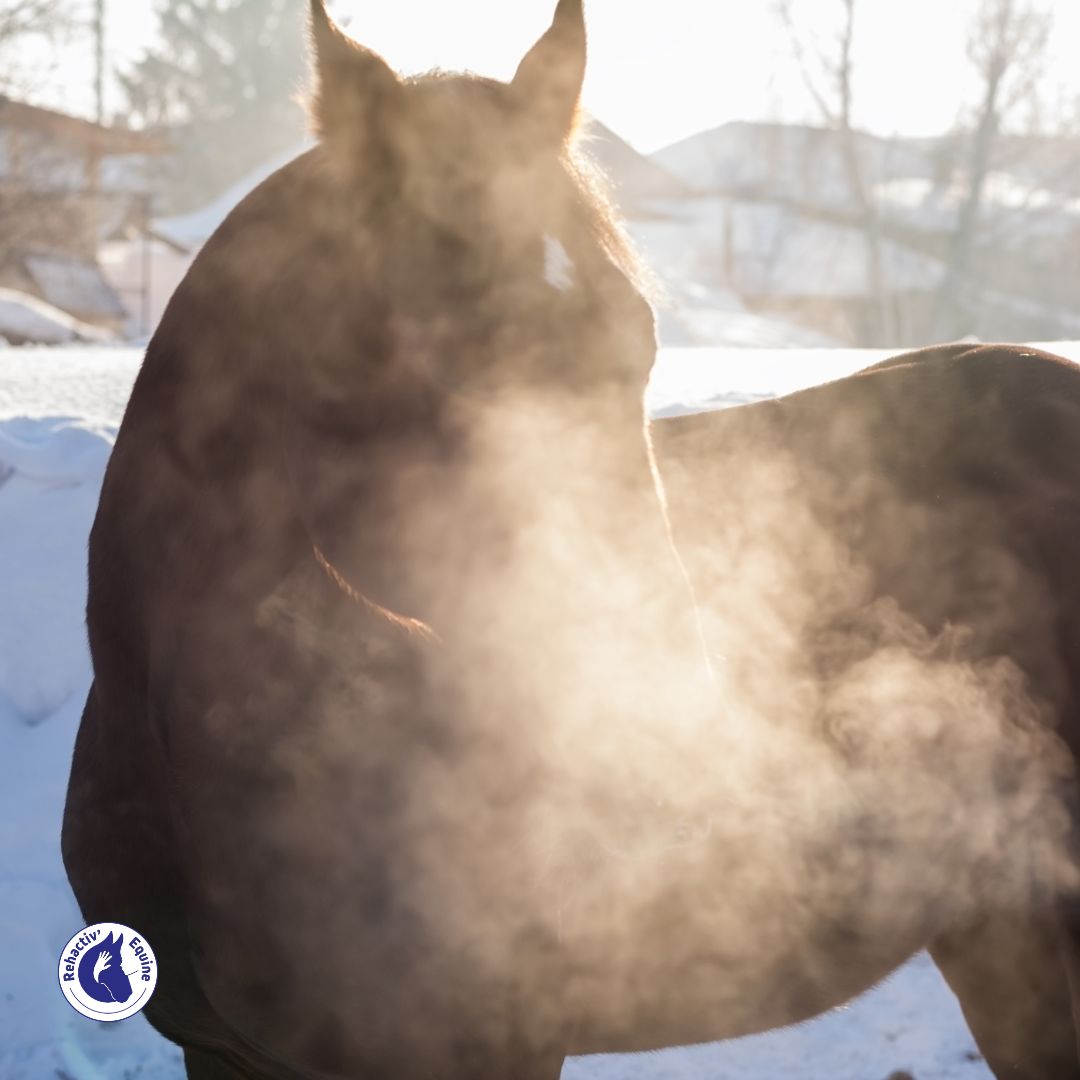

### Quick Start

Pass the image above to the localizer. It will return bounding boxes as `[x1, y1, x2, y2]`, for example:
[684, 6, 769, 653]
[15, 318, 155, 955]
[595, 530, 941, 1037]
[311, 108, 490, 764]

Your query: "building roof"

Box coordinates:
[0, 97, 170, 157]
[153, 143, 313, 253]
[0, 286, 113, 344]
[23, 253, 127, 323]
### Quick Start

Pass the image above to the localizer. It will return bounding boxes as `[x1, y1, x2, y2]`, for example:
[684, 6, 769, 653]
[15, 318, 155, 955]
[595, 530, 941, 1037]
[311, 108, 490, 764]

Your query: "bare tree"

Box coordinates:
[930, 0, 1053, 339]
[119, 0, 308, 213]
[775, 0, 898, 344]
[0, 0, 98, 317]
[0, 0, 63, 40]
[0, 0, 73, 98]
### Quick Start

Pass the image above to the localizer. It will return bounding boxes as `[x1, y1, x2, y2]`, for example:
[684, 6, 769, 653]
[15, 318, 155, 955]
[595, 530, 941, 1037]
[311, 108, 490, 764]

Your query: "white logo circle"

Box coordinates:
[57, 922, 158, 1021]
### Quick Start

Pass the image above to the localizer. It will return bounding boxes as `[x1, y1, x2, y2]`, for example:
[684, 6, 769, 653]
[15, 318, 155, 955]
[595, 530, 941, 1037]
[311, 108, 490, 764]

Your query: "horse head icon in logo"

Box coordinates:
[77, 931, 133, 1004]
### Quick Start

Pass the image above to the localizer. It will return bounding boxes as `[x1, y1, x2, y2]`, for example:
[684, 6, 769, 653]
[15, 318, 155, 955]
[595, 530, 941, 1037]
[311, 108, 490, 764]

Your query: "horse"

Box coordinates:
[60, 0, 1080, 1074]
[61, 1, 705, 1076]
[651, 341, 1080, 1080]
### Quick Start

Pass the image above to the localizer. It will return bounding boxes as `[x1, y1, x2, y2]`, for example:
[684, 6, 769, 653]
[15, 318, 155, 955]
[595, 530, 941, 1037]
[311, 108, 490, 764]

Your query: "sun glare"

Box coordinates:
[34, 0, 1080, 151]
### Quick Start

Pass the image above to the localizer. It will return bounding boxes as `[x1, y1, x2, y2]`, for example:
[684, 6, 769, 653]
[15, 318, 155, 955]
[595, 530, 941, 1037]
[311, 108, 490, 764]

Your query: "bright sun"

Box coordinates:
[36, 0, 1080, 152]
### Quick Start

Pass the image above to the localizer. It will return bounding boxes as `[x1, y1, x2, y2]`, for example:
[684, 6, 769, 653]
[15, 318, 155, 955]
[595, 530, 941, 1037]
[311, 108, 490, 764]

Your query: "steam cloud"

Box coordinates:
[199, 366, 1077, 1069]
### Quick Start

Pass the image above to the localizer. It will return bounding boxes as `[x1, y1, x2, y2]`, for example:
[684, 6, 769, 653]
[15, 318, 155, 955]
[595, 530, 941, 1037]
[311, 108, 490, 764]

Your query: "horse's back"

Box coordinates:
[656, 342, 1080, 471]
[654, 342, 1080, 542]
[654, 342, 1080, 743]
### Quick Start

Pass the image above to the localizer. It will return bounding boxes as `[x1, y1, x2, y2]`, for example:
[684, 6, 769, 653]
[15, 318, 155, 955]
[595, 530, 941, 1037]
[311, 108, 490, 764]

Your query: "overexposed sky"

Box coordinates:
[37, 0, 1080, 152]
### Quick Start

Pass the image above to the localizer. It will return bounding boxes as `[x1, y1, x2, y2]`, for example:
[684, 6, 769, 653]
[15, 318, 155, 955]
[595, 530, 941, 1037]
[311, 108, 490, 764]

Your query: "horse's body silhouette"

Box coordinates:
[653, 341, 1080, 1080]
[60, 0, 1080, 1076]
[63, 2, 691, 1076]
[78, 931, 133, 1005]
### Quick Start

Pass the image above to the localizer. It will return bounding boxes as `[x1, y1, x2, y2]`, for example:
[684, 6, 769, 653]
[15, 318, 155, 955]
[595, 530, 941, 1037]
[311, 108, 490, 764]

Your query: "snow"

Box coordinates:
[645, 123, 1080, 342]
[0, 347, 142, 421]
[99, 238, 193, 341]
[23, 254, 127, 326]
[628, 219, 844, 348]
[637, 196, 944, 302]
[7, 342, 1080, 1079]
[874, 172, 1080, 242]
[650, 123, 1080, 239]
[0, 289, 114, 347]
[652, 123, 935, 210]
[0, 351, 181, 1079]
[650, 342, 1080, 416]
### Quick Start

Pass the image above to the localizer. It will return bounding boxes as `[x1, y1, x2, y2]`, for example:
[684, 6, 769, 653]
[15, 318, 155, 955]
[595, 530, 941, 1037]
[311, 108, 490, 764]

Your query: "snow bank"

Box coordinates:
[0, 347, 142, 423]
[10, 343, 1072, 1079]
[0, 368, 183, 1077]
[0, 419, 110, 723]
[0, 289, 114, 347]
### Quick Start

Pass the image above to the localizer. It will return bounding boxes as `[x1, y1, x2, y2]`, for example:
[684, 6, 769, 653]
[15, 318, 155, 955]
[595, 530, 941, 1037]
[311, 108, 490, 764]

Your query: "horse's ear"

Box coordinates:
[308, 0, 402, 140]
[511, 0, 586, 144]
[115, 933, 124, 949]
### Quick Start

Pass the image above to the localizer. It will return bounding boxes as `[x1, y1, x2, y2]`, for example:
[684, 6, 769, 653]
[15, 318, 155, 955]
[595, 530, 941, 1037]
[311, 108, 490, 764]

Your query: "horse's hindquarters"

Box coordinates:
[644, 350, 1080, 1064]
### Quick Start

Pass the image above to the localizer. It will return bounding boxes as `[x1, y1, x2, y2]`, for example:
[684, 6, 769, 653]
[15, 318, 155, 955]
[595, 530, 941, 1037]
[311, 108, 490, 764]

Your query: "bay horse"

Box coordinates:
[59, 0, 1080, 1075]
[63, 1, 704, 1076]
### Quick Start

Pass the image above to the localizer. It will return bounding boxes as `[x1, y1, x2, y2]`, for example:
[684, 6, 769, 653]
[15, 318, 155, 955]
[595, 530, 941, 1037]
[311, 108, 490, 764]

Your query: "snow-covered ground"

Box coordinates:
[0, 290, 115, 349]
[7, 342, 1080, 1080]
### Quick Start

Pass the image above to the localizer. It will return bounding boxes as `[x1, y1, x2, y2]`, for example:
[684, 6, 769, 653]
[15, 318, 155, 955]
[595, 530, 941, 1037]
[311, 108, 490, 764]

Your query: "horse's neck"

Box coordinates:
[296, 398, 672, 603]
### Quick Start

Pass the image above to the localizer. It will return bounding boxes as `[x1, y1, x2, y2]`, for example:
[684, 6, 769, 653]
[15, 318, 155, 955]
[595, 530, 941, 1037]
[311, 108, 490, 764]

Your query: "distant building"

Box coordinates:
[0, 97, 169, 334]
[652, 120, 1080, 345]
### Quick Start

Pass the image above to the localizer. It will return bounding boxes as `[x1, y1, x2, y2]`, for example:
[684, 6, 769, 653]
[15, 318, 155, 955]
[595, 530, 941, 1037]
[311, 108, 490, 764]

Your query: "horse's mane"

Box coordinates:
[562, 141, 655, 301]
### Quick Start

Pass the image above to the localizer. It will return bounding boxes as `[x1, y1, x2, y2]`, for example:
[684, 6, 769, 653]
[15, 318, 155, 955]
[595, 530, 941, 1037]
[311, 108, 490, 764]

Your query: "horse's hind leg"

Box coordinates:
[930, 910, 1080, 1079]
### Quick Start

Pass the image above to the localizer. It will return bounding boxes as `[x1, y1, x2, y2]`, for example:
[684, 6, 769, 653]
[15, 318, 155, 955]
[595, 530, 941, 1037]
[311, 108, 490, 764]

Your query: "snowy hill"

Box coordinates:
[650, 121, 1080, 261]
[628, 211, 844, 349]
[874, 170, 1080, 245]
[12, 342, 1080, 1078]
[653, 122, 937, 209]
[647, 121, 1080, 344]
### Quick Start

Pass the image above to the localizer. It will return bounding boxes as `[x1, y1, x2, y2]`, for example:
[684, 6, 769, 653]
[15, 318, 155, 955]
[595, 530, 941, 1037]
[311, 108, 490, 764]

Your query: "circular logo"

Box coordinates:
[57, 923, 158, 1021]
